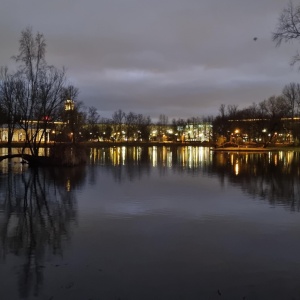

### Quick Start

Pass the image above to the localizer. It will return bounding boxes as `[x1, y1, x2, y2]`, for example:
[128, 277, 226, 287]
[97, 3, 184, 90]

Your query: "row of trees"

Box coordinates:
[213, 82, 300, 145]
[0, 28, 213, 150]
[94, 1, 300, 146]
[84, 1, 300, 146]
[69, 1, 300, 146]
[2, 0, 300, 153]
[212, 1, 300, 146]
[70, 110, 213, 143]
[0, 28, 114, 151]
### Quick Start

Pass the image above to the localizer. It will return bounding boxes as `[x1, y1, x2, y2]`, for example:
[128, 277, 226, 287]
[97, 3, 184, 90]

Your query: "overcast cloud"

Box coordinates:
[0, 0, 299, 120]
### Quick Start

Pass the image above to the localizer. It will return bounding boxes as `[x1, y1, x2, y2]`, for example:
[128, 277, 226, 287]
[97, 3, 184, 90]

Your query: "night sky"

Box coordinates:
[1, 0, 299, 120]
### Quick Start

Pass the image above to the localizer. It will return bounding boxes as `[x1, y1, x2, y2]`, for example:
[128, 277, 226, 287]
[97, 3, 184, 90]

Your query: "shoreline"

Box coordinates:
[1, 141, 300, 151]
[0, 141, 212, 148]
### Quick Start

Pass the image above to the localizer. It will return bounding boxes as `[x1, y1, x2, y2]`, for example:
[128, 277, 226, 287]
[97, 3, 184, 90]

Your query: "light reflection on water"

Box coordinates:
[89, 145, 212, 169]
[1, 146, 300, 300]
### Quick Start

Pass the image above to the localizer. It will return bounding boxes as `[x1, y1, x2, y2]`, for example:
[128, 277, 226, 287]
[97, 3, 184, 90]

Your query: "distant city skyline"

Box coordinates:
[1, 0, 300, 121]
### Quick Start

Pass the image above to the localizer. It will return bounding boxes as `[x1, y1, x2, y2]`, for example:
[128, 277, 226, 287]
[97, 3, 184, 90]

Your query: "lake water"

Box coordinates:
[1, 146, 300, 300]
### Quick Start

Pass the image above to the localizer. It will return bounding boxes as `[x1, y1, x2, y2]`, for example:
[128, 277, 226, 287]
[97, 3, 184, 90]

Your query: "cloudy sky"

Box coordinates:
[1, 0, 300, 120]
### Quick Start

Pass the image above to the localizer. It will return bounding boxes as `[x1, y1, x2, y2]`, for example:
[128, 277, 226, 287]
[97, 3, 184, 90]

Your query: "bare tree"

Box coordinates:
[158, 114, 168, 126]
[60, 85, 79, 104]
[0, 27, 81, 160]
[0, 67, 21, 150]
[156, 114, 169, 141]
[282, 82, 300, 141]
[136, 114, 151, 141]
[125, 112, 138, 141]
[112, 109, 126, 141]
[213, 104, 229, 140]
[86, 106, 100, 140]
[68, 100, 86, 143]
[241, 103, 265, 142]
[219, 104, 226, 118]
[201, 115, 214, 142]
[99, 118, 113, 141]
[273, 1, 300, 65]
[172, 118, 187, 140]
[282, 82, 300, 118]
[227, 104, 239, 119]
[5, 27, 74, 155]
[259, 95, 289, 145]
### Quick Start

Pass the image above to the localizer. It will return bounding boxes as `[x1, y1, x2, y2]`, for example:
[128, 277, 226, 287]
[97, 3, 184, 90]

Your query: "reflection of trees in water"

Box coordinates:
[0, 164, 85, 299]
[89, 146, 151, 183]
[211, 151, 300, 211]
[89, 146, 212, 182]
[89, 146, 300, 210]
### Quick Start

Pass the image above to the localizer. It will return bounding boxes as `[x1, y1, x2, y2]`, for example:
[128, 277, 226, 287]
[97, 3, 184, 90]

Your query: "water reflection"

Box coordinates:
[1, 146, 300, 299]
[0, 148, 28, 174]
[211, 151, 300, 210]
[89, 146, 212, 180]
[0, 163, 85, 299]
[90, 146, 300, 210]
[90, 146, 210, 167]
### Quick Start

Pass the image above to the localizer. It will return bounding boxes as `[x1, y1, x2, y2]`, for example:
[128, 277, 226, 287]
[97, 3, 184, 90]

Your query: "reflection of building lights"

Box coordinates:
[286, 151, 293, 166]
[152, 146, 157, 167]
[66, 179, 71, 192]
[235, 159, 239, 175]
[230, 154, 234, 166]
[167, 150, 172, 167]
[121, 146, 126, 165]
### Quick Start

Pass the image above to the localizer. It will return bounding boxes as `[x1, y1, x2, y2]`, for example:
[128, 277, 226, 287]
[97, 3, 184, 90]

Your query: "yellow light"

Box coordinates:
[235, 159, 239, 175]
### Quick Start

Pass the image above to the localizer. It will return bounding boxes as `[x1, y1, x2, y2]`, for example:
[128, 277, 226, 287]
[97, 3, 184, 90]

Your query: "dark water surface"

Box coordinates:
[1, 146, 300, 300]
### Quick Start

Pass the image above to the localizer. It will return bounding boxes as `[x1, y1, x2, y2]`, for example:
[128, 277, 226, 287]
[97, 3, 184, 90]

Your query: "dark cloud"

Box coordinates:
[0, 0, 299, 120]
